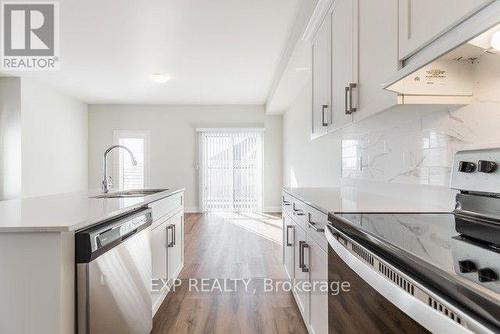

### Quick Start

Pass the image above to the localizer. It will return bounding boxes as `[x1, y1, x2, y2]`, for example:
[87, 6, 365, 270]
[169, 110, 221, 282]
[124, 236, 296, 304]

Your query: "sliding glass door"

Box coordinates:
[198, 129, 264, 212]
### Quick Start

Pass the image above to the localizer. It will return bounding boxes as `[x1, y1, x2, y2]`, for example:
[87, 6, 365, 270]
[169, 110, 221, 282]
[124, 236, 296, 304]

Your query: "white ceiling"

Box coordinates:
[2, 0, 300, 104]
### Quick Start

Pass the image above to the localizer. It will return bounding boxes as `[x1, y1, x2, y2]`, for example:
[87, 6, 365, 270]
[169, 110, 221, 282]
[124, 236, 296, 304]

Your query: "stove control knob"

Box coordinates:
[458, 260, 477, 273]
[458, 161, 476, 173]
[478, 160, 497, 173]
[478, 268, 498, 283]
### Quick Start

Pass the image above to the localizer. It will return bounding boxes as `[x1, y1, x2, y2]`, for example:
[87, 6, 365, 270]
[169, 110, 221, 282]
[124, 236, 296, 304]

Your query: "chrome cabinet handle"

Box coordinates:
[349, 83, 357, 113]
[167, 225, 174, 248]
[345, 83, 357, 115]
[345, 86, 349, 114]
[300, 241, 310, 273]
[173, 224, 176, 246]
[282, 196, 291, 206]
[321, 104, 329, 126]
[299, 241, 305, 269]
[308, 213, 325, 232]
[293, 203, 305, 216]
[286, 225, 293, 247]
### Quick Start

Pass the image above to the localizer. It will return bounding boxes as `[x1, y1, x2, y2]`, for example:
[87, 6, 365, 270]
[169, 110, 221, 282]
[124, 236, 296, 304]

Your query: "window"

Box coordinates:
[113, 130, 150, 190]
[198, 129, 264, 212]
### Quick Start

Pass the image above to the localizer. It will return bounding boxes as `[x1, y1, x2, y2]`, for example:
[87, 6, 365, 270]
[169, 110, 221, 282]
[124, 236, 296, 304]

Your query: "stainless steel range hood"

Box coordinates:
[383, 2, 500, 105]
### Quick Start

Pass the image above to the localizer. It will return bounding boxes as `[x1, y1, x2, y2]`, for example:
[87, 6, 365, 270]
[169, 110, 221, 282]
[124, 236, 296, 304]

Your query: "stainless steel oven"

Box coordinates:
[325, 224, 496, 334]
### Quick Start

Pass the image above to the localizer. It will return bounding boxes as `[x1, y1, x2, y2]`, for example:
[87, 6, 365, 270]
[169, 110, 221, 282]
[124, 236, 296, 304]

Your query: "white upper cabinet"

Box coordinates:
[312, 14, 332, 138]
[311, 0, 358, 138]
[330, 0, 357, 130]
[354, 0, 399, 122]
[398, 0, 493, 60]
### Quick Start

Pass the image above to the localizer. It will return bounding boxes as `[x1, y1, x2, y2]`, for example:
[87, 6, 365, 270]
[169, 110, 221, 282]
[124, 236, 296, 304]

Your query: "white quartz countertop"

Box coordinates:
[0, 188, 184, 233]
[283, 184, 456, 215]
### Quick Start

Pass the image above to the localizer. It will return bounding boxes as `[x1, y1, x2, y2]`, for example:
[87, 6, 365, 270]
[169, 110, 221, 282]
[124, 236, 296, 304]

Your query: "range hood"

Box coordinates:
[384, 3, 500, 105]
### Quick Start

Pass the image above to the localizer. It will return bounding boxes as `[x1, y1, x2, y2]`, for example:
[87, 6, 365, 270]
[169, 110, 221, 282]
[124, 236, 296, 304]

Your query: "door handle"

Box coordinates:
[308, 213, 324, 232]
[173, 224, 176, 246]
[300, 241, 310, 273]
[293, 203, 305, 216]
[282, 196, 291, 206]
[299, 241, 305, 269]
[286, 225, 293, 247]
[167, 225, 174, 248]
[321, 104, 329, 126]
[345, 86, 349, 114]
[345, 83, 357, 115]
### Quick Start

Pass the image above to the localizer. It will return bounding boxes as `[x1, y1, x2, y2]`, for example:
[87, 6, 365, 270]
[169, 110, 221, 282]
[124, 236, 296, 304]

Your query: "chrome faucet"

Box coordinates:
[102, 145, 138, 193]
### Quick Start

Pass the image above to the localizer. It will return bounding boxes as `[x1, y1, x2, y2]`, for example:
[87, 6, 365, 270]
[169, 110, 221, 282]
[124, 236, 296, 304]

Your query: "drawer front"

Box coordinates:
[305, 205, 328, 252]
[149, 192, 183, 222]
[282, 192, 293, 217]
[290, 199, 308, 231]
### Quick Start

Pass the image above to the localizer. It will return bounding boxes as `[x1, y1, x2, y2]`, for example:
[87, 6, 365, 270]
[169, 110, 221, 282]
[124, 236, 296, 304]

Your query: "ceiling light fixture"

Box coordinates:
[491, 31, 500, 51]
[151, 73, 171, 84]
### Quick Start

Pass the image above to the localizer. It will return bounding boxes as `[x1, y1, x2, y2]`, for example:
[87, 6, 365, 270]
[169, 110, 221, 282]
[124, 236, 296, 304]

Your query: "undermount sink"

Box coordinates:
[91, 189, 168, 199]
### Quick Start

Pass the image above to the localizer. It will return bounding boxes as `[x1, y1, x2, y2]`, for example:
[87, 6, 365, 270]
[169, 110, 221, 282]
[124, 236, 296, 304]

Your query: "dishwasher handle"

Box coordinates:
[76, 208, 152, 264]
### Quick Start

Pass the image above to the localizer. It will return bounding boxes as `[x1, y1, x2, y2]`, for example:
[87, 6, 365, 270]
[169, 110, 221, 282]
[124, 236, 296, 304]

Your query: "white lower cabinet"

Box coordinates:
[283, 191, 328, 334]
[167, 210, 184, 280]
[151, 209, 184, 283]
[294, 225, 310, 319]
[149, 193, 185, 314]
[309, 241, 328, 334]
[151, 220, 168, 282]
[283, 214, 296, 280]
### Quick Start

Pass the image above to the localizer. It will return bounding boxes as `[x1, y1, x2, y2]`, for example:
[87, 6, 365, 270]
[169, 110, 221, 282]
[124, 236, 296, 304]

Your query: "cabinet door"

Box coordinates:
[399, 0, 492, 60]
[294, 226, 310, 321]
[167, 210, 184, 280]
[311, 14, 332, 138]
[355, 0, 398, 122]
[330, 0, 357, 131]
[151, 221, 168, 281]
[309, 242, 328, 334]
[283, 214, 295, 280]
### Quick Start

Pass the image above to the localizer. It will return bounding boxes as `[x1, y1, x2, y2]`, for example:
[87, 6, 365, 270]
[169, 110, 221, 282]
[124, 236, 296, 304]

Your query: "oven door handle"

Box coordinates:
[324, 225, 492, 334]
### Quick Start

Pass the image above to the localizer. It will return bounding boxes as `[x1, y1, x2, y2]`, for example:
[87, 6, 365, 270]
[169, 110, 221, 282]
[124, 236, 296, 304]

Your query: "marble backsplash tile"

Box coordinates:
[341, 103, 500, 186]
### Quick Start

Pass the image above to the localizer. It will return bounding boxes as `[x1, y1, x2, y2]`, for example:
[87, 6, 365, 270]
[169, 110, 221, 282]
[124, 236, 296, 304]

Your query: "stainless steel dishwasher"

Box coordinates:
[76, 208, 153, 334]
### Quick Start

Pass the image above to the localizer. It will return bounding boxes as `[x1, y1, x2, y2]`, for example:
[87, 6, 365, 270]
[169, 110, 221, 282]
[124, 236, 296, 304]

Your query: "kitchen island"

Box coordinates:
[0, 188, 184, 334]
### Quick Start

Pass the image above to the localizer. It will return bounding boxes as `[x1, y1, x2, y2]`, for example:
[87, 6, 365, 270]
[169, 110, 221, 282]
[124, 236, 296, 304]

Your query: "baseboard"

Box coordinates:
[184, 207, 282, 213]
[264, 206, 282, 213]
[184, 206, 202, 213]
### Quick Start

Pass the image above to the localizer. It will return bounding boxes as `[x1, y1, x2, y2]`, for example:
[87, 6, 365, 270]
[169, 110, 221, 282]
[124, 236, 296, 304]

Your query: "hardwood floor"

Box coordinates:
[152, 213, 308, 334]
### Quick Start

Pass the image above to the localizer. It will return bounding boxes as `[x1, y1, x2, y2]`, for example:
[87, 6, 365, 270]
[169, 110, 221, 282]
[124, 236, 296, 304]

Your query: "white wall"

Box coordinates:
[88, 105, 283, 212]
[21, 79, 89, 198]
[282, 82, 342, 188]
[0, 77, 22, 200]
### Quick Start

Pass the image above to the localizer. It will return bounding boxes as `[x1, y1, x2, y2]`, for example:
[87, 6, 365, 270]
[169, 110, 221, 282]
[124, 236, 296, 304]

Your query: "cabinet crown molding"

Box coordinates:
[302, 0, 334, 42]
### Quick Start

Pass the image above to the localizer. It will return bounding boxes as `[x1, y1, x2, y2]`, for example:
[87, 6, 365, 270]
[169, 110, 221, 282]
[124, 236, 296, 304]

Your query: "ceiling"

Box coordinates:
[2, 0, 300, 104]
